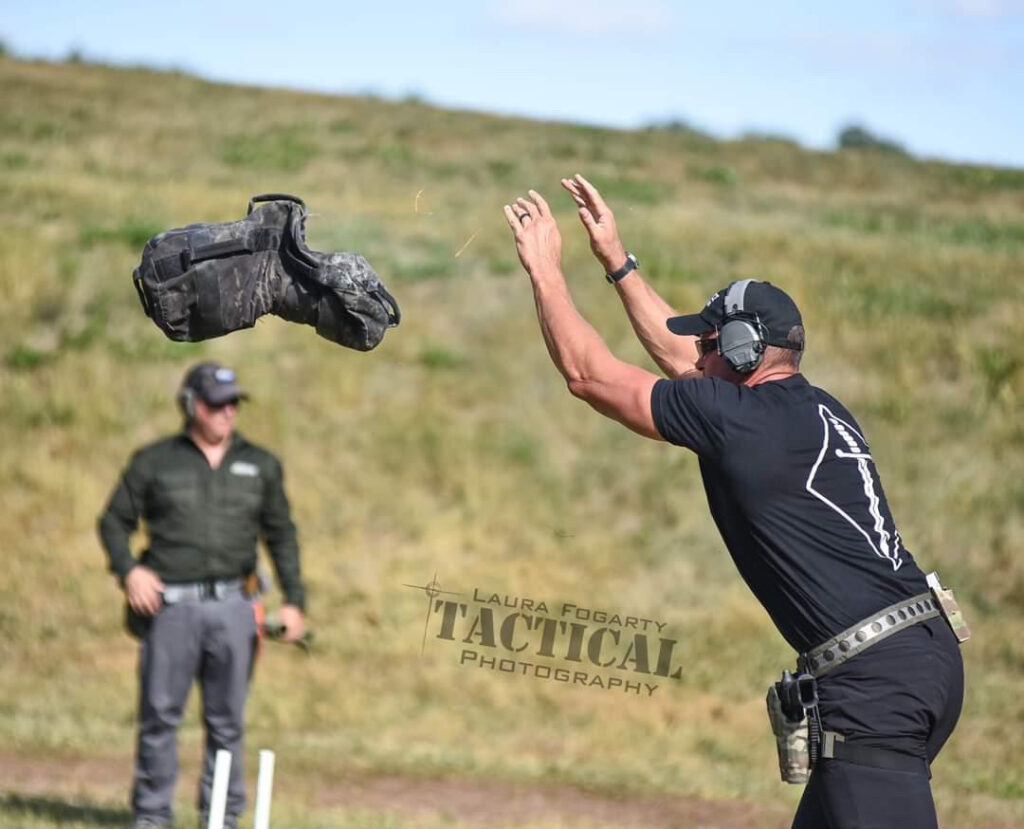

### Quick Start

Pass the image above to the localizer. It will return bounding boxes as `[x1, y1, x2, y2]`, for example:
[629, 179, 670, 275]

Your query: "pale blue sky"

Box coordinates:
[3, 0, 1022, 167]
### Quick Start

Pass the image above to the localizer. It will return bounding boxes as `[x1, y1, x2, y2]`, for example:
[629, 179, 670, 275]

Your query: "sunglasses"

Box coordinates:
[697, 337, 719, 357]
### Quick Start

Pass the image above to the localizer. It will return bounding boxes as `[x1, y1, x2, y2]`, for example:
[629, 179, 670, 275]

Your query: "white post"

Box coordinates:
[207, 749, 232, 829]
[254, 749, 276, 829]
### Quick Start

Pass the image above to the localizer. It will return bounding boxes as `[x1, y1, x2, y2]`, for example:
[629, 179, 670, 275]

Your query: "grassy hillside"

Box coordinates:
[0, 55, 1022, 827]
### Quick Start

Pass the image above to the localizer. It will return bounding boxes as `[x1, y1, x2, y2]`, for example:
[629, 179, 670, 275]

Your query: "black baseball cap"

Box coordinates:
[666, 280, 804, 349]
[181, 362, 248, 406]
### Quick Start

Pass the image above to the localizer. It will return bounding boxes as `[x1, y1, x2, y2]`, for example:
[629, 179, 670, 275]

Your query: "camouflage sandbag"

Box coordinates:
[132, 193, 400, 350]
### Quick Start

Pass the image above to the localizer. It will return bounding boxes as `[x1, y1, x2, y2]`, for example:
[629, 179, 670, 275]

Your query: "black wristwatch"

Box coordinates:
[605, 252, 639, 284]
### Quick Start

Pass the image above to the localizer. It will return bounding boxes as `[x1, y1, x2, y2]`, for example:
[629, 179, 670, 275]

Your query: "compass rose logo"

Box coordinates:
[403, 571, 462, 654]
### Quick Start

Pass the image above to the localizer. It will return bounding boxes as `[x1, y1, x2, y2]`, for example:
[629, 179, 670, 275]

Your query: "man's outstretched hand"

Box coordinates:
[503, 190, 562, 278]
[561, 174, 627, 275]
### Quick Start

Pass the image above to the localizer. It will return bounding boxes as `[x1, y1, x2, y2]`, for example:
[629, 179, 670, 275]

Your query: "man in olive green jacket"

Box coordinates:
[99, 362, 305, 829]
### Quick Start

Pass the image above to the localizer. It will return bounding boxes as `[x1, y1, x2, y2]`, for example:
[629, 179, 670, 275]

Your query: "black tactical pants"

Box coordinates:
[132, 589, 257, 826]
[792, 617, 964, 829]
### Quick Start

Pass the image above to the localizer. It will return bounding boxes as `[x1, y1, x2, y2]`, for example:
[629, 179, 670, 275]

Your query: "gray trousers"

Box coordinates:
[132, 591, 257, 824]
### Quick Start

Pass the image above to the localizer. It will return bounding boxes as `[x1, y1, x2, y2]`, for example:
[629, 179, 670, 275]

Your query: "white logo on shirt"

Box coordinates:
[805, 404, 904, 571]
[229, 461, 260, 477]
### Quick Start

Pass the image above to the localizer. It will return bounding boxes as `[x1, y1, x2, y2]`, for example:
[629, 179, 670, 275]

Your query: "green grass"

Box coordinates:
[220, 128, 320, 172]
[819, 205, 1024, 248]
[79, 218, 166, 249]
[0, 795, 129, 829]
[689, 164, 738, 186]
[0, 54, 1022, 828]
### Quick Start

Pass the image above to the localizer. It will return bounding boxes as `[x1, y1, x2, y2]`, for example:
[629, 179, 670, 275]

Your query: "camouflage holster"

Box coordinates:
[766, 670, 818, 784]
[133, 193, 400, 350]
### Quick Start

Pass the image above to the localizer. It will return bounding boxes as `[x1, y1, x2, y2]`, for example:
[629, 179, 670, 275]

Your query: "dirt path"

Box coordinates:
[0, 751, 792, 828]
[315, 772, 791, 828]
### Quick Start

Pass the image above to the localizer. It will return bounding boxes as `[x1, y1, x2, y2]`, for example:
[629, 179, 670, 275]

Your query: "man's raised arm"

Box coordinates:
[503, 189, 663, 441]
[561, 175, 700, 379]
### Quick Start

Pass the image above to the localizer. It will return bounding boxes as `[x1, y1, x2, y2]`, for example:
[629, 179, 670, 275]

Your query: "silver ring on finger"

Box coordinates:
[518, 213, 530, 222]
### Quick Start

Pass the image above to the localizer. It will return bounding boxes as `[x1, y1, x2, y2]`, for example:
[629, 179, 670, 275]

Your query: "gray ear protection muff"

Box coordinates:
[178, 386, 197, 419]
[717, 279, 768, 373]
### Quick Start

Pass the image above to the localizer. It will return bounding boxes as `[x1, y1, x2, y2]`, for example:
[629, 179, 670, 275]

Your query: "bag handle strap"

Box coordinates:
[189, 237, 252, 263]
[247, 193, 307, 215]
[132, 267, 151, 317]
[373, 285, 402, 327]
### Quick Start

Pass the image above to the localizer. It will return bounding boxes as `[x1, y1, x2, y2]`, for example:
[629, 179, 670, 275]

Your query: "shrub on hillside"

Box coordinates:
[739, 130, 801, 148]
[837, 123, 908, 156]
[645, 117, 710, 136]
[644, 117, 717, 151]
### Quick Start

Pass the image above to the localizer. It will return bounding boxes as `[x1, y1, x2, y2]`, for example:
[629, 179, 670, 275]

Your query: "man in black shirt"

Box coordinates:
[99, 363, 306, 829]
[503, 177, 963, 829]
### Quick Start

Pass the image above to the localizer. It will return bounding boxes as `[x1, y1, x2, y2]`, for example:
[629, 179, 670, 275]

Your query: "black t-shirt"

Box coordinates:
[651, 373, 928, 653]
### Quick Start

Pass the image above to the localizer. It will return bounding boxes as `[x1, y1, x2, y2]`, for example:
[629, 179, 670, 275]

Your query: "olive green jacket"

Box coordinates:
[98, 431, 305, 609]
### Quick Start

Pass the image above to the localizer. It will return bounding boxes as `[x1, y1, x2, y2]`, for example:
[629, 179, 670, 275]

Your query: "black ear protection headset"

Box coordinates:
[715, 278, 769, 374]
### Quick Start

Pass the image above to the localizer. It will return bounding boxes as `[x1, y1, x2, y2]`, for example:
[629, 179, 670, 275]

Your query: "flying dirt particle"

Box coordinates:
[414, 189, 433, 216]
[454, 230, 480, 259]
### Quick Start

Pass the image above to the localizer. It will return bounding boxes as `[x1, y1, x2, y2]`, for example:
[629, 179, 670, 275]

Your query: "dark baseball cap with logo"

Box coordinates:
[666, 280, 804, 349]
[181, 362, 248, 406]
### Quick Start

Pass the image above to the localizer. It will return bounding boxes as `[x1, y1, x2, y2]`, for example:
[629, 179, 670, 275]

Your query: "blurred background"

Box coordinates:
[1, 2, 1021, 827]
[5, 0, 1024, 167]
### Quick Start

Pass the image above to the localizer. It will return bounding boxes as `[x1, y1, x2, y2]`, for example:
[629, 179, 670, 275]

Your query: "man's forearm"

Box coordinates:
[98, 482, 142, 582]
[99, 532, 138, 582]
[556, 174, 697, 378]
[507, 189, 662, 440]
[527, 266, 662, 439]
[529, 268, 613, 386]
[614, 272, 697, 378]
[268, 548, 306, 610]
[264, 530, 305, 610]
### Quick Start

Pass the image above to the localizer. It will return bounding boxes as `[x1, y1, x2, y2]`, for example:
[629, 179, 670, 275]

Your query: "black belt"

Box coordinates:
[822, 731, 929, 776]
[162, 578, 244, 604]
